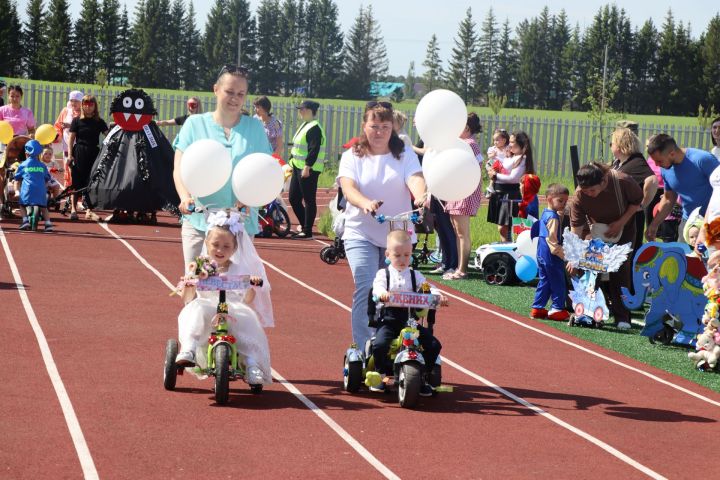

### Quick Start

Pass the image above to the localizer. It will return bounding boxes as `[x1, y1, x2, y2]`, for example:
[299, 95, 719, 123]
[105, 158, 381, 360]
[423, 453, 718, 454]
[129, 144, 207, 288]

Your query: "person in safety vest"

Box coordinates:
[288, 100, 326, 240]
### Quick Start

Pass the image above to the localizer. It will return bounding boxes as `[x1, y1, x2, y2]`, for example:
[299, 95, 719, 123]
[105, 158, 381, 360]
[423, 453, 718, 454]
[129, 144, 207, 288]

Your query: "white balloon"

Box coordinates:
[415, 89, 468, 150]
[231, 153, 285, 207]
[516, 230, 533, 256]
[423, 147, 480, 202]
[180, 139, 232, 197]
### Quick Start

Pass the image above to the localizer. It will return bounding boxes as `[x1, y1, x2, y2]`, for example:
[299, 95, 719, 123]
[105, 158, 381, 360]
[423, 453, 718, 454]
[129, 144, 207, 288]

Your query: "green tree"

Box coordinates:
[22, 0, 46, 79]
[255, 0, 282, 94]
[422, 33, 443, 93]
[181, 1, 203, 90]
[45, 0, 73, 81]
[305, 0, 344, 97]
[0, 0, 23, 77]
[129, 0, 174, 88]
[494, 19, 517, 106]
[476, 7, 498, 102]
[164, 0, 186, 89]
[277, 0, 303, 95]
[702, 14, 720, 111]
[562, 23, 583, 110]
[98, 0, 121, 84]
[549, 10, 571, 110]
[446, 7, 478, 104]
[114, 4, 130, 85]
[342, 5, 388, 99]
[73, 0, 101, 83]
[629, 20, 658, 113]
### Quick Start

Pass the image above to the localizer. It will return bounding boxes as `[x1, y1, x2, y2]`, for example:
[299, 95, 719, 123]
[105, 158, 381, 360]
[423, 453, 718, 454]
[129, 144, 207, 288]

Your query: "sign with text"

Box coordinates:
[383, 292, 440, 309]
[196, 275, 251, 291]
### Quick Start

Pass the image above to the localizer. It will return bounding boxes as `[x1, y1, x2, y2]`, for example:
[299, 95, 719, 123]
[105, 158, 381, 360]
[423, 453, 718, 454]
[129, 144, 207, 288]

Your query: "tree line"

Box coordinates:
[0, 1, 718, 116]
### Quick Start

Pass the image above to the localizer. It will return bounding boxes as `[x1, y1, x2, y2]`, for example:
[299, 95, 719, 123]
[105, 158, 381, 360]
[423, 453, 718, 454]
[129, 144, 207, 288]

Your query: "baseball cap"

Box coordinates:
[69, 90, 84, 102]
[296, 100, 320, 114]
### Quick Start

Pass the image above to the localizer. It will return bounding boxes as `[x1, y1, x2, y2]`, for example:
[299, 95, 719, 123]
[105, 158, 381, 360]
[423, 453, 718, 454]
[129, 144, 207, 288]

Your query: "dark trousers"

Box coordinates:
[372, 321, 441, 376]
[288, 166, 320, 234]
[430, 197, 457, 270]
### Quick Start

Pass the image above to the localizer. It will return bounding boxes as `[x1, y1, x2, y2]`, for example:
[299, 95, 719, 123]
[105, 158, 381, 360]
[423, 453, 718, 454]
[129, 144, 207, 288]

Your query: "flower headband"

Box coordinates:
[207, 210, 244, 235]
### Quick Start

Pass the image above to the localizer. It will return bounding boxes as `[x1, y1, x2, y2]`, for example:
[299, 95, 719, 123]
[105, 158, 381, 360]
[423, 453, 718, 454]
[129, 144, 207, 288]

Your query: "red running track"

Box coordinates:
[2, 211, 719, 479]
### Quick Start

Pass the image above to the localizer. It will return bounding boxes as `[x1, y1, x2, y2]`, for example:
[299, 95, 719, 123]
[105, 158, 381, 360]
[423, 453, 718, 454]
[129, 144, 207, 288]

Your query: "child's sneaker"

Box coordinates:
[419, 382, 434, 397]
[369, 382, 386, 393]
[246, 365, 264, 385]
[19, 219, 30, 230]
[530, 308, 548, 319]
[365, 371, 383, 389]
[175, 351, 195, 366]
[44, 221, 54, 232]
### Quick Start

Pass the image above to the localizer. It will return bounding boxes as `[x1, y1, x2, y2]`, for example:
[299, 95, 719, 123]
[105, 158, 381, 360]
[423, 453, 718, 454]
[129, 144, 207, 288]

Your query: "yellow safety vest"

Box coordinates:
[289, 120, 326, 172]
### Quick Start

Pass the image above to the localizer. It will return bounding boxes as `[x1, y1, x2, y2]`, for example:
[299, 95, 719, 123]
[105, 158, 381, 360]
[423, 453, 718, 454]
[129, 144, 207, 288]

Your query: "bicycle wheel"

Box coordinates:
[214, 344, 231, 405]
[163, 339, 179, 390]
[272, 205, 292, 238]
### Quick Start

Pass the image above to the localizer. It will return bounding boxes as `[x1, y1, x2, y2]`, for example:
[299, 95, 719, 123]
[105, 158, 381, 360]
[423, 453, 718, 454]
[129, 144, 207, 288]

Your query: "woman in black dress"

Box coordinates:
[67, 95, 108, 221]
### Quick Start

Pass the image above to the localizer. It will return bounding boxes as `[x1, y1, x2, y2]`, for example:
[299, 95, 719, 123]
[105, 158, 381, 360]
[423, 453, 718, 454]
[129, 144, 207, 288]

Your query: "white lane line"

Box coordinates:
[440, 289, 720, 408]
[101, 224, 399, 480]
[0, 227, 99, 480]
[261, 260, 667, 479]
[272, 369, 399, 480]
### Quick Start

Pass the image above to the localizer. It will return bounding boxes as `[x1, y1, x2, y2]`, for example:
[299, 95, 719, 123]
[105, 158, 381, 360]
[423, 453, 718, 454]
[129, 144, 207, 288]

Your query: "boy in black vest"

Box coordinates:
[368, 230, 445, 395]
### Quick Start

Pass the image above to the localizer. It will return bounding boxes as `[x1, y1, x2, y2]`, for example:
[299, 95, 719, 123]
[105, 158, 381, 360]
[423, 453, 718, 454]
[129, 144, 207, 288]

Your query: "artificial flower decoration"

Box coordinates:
[207, 210, 245, 235]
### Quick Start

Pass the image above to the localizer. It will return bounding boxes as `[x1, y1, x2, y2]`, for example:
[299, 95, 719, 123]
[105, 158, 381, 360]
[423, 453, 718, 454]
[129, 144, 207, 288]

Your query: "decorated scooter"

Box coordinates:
[563, 231, 632, 327]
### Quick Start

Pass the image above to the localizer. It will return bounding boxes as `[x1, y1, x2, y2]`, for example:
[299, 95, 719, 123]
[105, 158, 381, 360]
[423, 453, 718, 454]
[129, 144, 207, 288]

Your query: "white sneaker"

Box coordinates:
[428, 265, 446, 274]
[616, 321, 631, 330]
[246, 365, 264, 385]
[175, 351, 195, 366]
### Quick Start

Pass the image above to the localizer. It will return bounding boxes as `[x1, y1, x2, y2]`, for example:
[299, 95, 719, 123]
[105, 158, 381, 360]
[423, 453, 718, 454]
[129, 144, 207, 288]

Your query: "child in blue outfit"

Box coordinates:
[367, 229, 446, 396]
[13, 139, 53, 231]
[531, 183, 570, 321]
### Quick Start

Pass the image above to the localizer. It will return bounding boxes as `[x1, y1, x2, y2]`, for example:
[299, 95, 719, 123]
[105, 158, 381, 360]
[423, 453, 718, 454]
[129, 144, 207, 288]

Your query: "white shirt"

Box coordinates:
[495, 154, 526, 184]
[337, 145, 422, 247]
[372, 265, 436, 297]
[712, 145, 720, 161]
[704, 165, 720, 223]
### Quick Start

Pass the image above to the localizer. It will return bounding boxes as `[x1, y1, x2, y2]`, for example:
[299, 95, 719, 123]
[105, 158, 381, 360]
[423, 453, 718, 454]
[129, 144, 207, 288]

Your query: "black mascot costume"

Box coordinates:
[87, 88, 179, 222]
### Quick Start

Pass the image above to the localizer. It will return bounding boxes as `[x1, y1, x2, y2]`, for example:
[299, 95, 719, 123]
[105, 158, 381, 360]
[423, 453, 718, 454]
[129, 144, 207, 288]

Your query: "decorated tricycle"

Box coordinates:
[164, 273, 266, 404]
[343, 289, 444, 409]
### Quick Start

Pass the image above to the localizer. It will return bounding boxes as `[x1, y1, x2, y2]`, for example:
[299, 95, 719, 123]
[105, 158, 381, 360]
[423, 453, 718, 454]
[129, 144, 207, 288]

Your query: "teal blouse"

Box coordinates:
[173, 112, 272, 233]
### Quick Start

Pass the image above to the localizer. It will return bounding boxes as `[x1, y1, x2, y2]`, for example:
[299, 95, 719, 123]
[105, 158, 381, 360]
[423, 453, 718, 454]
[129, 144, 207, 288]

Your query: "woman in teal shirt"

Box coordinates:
[173, 66, 272, 265]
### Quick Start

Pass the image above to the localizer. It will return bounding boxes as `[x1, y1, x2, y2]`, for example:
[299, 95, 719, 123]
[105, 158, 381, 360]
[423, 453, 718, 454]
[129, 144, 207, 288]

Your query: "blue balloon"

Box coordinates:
[515, 255, 538, 282]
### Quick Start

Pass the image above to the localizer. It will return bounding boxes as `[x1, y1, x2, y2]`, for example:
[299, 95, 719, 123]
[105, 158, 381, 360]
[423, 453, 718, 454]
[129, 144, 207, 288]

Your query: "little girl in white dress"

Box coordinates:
[175, 210, 274, 385]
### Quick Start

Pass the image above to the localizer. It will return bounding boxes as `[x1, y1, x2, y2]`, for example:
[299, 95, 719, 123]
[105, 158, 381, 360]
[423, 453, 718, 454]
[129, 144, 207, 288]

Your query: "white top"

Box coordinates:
[373, 265, 433, 297]
[712, 146, 720, 161]
[337, 145, 422, 247]
[495, 154, 526, 184]
[486, 145, 508, 166]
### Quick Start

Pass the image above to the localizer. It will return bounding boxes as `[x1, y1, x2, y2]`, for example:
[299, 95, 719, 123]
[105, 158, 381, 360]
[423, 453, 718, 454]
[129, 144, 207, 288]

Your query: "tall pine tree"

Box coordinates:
[702, 14, 720, 111]
[115, 4, 130, 85]
[73, 0, 102, 83]
[0, 0, 23, 77]
[342, 5, 388, 99]
[181, 1, 203, 90]
[476, 7, 498, 103]
[305, 0, 343, 97]
[494, 19, 517, 106]
[446, 8, 478, 104]
[276, 0, 303, 95]
[98, 0, 121, 84]
[22, 0, 46, 79]
[255, 0, 283, 94]
[45, 0, 73, 81]
[422, 33, 443, 94]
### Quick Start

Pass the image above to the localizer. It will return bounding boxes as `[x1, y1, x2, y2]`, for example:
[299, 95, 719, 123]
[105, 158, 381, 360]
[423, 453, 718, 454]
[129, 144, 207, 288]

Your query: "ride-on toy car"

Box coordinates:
[342, 290, 443, 409]
[163, 274, 264, 405]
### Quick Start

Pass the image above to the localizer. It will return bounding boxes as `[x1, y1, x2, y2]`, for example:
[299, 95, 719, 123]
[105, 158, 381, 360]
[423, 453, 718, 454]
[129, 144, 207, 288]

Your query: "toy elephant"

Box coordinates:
[621, 242, 707, 345]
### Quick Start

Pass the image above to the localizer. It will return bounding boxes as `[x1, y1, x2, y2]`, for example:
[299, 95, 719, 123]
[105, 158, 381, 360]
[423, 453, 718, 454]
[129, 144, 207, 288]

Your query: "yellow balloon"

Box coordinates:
[35, 123, 57, 145]
[0, 120, 13, 144]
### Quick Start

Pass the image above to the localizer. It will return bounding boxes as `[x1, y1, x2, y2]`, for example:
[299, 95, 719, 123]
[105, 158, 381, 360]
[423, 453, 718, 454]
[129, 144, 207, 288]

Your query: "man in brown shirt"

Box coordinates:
[570, 162, 643, 329]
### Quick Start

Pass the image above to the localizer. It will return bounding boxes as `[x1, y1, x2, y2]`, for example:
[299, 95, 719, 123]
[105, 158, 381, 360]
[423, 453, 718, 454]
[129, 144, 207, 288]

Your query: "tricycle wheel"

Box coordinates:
[272, 205, 292, 237]
[214, 344, 231, 404]
[397, 361, 422, 408]
[482, 253, 516, 285]
[163, 339, 179, 390]
[343, 356, 363, 393]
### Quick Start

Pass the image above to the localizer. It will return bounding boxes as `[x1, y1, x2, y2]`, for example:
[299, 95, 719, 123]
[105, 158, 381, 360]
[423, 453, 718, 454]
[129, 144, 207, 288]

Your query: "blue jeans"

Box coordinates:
[430, 198, 457, 270]
[344, 239, 386, 349]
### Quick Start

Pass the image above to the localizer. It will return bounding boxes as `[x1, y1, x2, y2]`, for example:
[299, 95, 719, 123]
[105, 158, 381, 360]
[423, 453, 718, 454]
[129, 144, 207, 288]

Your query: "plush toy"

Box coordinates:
[688, 330, 720, 370]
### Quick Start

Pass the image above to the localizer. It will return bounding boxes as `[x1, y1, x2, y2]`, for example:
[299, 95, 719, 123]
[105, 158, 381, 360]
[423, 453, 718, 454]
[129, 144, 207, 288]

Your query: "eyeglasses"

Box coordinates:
[187, 102, 198, 108]
[82, 100, 95, 105]
[217, 64, 249, 79]
[365, 101, 393, 111]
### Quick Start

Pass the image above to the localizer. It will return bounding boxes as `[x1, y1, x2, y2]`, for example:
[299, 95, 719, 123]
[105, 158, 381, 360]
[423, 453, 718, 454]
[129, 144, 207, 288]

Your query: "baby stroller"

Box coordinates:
[320, 187, 346, 264]
[654, 202, 683, 243]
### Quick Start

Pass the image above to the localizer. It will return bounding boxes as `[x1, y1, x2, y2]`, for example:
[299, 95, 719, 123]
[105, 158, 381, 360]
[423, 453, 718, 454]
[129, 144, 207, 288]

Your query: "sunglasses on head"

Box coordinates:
[365, 101, 392, 111]
[218, 64, 250, 79]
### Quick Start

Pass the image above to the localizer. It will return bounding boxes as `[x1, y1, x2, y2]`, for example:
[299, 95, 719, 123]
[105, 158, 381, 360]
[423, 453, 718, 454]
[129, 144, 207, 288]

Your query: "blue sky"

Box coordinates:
[16, 0, 719, 75]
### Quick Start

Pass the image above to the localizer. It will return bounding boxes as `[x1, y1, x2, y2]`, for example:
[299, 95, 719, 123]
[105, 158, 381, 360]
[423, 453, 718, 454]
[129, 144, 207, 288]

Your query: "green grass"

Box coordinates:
[415, 265, 720, 393]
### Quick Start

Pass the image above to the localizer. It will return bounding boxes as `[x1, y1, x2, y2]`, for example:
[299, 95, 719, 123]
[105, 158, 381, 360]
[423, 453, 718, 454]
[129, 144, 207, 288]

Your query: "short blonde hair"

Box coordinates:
[387, 229, 411, 247]
[611, 127, 642, 157]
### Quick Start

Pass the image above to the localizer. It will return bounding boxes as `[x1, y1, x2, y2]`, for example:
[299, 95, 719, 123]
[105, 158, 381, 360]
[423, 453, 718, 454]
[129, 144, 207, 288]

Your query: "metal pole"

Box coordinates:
[600, 44, 608, 157]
